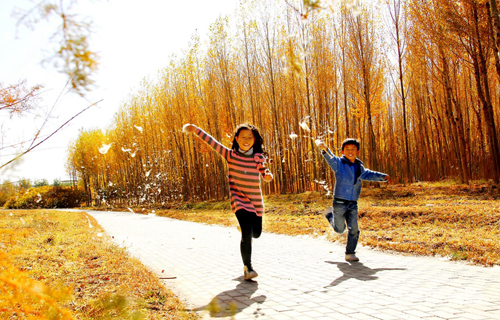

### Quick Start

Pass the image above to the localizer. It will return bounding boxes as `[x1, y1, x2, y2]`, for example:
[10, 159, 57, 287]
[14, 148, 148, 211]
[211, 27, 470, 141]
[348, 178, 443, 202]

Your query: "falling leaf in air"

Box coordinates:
[99, 143, 113, 154]
[299, 116, 311, 132]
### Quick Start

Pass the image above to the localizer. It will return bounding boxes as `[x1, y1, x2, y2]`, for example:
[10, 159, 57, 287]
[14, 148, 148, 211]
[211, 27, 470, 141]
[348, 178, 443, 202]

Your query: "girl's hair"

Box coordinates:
[232, 123, 266, 155]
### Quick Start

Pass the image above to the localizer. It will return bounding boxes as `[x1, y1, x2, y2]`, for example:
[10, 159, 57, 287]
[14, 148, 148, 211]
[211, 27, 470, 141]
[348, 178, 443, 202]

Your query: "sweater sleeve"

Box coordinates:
[194, 128, 230, 160]
[360, 168, 388, 182]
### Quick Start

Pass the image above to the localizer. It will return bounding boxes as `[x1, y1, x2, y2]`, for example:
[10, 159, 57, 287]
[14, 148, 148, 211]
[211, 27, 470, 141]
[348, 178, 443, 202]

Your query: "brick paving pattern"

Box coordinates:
[86, 210, 500, 320]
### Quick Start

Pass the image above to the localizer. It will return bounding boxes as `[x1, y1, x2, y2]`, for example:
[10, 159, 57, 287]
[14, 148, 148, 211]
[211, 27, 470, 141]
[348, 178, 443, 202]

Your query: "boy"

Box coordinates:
[315, 138, 390, 262]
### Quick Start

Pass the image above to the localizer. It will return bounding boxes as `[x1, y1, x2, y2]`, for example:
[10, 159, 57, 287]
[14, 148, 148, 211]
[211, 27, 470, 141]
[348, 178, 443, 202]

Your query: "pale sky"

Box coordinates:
[0, 0, 238, 183]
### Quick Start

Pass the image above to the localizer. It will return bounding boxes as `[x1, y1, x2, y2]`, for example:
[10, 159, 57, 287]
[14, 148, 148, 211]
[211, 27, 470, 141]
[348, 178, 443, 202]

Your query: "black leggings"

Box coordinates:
[235, 209, 262, 269]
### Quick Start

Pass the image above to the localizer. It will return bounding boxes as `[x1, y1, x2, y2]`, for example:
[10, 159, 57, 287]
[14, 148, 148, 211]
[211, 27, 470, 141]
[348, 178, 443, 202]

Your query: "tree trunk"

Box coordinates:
[472, 4, 500, 183]
[488, 0, 500, 79]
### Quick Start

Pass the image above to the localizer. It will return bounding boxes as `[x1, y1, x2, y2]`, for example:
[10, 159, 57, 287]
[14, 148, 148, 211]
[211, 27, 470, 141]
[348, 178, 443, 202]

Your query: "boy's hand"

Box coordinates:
[384, 175, 391, 183]
[315, 139, 327, 151]
[182, 124, 198, 133]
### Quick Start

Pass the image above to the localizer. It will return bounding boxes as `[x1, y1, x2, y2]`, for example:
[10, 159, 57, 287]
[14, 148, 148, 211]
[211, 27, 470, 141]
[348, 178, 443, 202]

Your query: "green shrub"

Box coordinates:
[18, 179, 32, 189]
[3, 186, 86, 209]
[44, 187, 86, 208]
[34, 179, 49, 187]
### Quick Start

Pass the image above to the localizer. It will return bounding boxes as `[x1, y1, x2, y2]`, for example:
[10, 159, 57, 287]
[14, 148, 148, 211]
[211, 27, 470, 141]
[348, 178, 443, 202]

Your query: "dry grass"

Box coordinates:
[6, 182, 496, 319]
[0, 209, 198, 320]
[359, 182, 500, 266]
[153, 181, 500, 267]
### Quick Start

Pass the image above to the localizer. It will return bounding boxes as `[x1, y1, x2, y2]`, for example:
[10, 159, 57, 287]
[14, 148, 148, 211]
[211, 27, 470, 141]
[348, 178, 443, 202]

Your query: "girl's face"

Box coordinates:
[235, 129, 255, 152]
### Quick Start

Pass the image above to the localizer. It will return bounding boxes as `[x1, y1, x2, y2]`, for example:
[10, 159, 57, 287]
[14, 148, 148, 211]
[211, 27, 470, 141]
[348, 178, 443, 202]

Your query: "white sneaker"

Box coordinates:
[345, 254, 359, 262]
[243, 266, 258, 280]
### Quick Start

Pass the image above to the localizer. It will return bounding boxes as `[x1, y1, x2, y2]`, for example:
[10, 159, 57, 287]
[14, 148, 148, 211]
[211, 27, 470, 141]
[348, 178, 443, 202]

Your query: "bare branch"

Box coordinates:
[0, 99, 102, 171]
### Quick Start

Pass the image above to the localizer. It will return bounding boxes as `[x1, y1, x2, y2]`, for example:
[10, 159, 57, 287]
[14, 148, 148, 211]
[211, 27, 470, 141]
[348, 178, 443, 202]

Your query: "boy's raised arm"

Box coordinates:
[315, 139, 335, 158]
[315, 139, 328, 151]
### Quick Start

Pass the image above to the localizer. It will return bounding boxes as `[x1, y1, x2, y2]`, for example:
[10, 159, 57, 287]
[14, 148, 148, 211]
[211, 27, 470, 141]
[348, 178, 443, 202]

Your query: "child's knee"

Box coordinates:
[240, 233, 252, 243]
[334, 225, 346, 234]
[252, 225, 263, 239]
[347, 227, 360, 237]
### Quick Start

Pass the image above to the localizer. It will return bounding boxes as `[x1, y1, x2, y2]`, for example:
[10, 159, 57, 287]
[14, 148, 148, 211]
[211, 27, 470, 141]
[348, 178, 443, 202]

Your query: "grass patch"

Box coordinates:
[153, 181, 500, 267]
[0, 210, 197, 320]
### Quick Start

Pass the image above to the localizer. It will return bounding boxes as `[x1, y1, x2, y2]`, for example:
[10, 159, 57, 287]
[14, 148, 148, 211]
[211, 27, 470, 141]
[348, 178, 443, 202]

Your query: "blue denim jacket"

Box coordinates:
[320, 148, 387, 201]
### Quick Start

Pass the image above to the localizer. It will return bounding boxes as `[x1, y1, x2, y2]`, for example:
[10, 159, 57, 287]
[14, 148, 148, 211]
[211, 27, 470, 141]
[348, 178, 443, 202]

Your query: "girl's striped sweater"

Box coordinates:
[195, 127, 268, 217]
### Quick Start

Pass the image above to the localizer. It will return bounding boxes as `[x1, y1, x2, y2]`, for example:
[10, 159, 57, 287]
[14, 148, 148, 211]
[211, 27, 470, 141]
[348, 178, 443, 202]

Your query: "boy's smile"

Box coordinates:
[342, 144, 359, 163]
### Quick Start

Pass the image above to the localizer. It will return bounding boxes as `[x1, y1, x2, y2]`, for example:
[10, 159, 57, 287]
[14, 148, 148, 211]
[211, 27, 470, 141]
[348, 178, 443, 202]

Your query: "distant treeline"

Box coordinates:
[66, 0, 500, 207]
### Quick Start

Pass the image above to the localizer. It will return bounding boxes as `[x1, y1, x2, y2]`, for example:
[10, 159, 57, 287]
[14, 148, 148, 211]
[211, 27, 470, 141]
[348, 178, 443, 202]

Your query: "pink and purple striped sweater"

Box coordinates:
[195, 128, 268, 217]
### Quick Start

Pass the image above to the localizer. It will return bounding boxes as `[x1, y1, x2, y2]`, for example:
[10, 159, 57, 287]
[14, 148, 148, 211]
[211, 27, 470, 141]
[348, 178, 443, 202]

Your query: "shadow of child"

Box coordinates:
[195, 278, 267, 318]
[325, 261, 406, 288]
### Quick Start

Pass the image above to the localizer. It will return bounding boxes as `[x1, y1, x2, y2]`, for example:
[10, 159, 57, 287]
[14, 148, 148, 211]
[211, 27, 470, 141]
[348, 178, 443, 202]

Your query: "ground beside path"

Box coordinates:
[85, 210, 500, 320]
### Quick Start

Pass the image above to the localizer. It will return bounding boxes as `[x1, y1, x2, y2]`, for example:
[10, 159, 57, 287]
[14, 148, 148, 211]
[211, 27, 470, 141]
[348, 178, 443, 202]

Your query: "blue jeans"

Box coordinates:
[328, 198, 360, 255]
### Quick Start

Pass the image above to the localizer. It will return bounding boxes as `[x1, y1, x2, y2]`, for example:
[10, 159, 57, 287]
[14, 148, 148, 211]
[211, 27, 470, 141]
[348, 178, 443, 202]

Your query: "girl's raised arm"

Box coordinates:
[183, 123, 230, 159]
[182, 123, 198, 133]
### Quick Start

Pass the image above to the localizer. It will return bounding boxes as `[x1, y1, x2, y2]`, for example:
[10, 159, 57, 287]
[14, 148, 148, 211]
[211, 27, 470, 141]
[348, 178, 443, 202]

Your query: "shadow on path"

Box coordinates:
[325, 261, 406, 288]
[194, 278, 267, 318]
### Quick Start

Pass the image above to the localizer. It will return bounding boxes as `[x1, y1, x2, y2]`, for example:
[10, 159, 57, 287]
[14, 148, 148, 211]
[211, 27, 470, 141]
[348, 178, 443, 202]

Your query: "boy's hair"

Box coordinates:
[232, 124, 266, 155]
[342, 138, 360, 151]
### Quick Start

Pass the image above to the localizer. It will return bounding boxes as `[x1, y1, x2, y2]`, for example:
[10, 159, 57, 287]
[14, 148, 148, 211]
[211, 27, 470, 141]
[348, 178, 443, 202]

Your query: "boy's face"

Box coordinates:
[235, 129, 255, 152]
[342, 144, 359, 162]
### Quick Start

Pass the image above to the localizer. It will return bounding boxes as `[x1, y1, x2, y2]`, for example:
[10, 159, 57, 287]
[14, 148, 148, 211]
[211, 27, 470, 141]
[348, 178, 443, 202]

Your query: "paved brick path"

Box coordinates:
[85, 210, 500, 320]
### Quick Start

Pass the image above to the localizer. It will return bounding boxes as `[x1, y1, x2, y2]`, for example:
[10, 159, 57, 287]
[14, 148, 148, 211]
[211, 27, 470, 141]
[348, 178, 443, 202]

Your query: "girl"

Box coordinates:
[183, 123, 273, 280]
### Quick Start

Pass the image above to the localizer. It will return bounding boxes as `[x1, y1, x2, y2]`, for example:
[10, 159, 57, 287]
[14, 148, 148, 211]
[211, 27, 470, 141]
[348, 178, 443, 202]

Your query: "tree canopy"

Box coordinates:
[66, 0, 500, 206]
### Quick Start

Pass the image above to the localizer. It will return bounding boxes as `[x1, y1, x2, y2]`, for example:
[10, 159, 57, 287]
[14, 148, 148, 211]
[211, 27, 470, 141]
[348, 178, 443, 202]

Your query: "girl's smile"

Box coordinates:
[236, 129, 255, 152]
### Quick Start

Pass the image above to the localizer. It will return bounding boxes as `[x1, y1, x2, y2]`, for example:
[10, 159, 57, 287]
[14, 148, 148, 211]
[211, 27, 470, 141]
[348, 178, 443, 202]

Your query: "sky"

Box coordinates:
[0, 0, 238, 183]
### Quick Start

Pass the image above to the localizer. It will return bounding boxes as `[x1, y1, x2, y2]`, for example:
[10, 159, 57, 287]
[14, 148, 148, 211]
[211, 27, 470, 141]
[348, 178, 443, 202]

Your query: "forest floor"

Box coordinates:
[150, 181, 500, 267]
[0, 209, 198, 320]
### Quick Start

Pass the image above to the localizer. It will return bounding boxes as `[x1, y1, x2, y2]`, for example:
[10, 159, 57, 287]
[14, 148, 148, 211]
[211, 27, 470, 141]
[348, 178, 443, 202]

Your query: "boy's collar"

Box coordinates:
[341, 155, 363, 165]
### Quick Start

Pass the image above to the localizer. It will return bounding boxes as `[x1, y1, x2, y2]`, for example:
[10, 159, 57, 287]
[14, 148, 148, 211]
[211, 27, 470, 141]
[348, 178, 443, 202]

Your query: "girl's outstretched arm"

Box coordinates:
[183, 123, 198, 133]
[182, 123, 230, 159]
